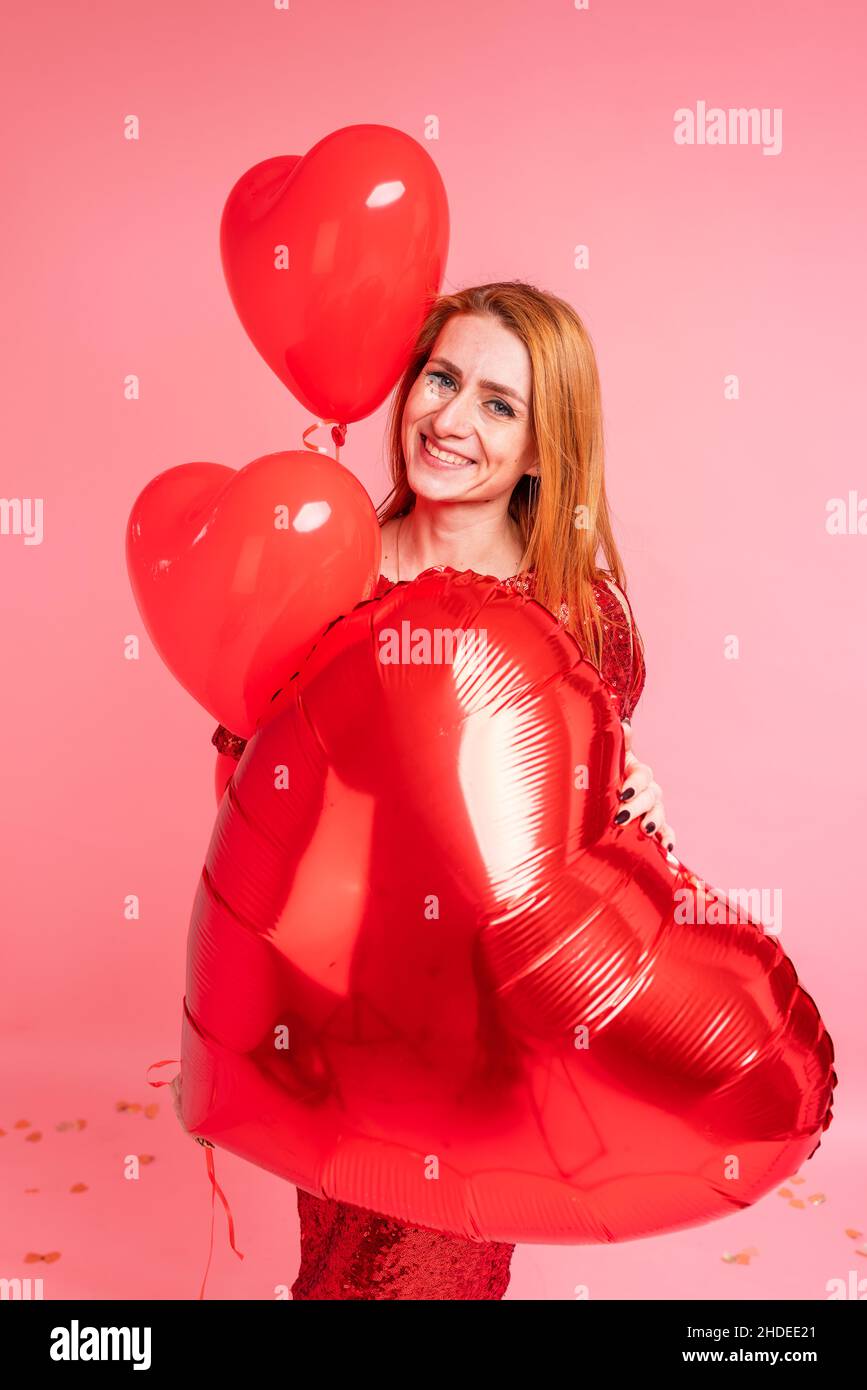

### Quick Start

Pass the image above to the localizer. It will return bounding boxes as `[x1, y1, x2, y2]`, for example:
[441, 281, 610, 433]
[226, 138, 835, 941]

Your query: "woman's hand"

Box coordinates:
[614, 721, 676, 854]
[169, 1072, 188, 1134]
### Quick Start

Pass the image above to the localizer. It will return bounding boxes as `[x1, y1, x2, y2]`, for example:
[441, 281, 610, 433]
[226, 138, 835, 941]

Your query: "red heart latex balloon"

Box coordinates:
[126, 450, 380, 738]
[180, 571, 836, 1243]
[220, 126, 449, 422]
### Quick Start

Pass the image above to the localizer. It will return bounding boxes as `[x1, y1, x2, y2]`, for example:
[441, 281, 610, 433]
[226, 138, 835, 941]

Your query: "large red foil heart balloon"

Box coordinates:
[220, 126, 450, 422]
[180, 571, 836, 1243]
[126, 450, 380, 738]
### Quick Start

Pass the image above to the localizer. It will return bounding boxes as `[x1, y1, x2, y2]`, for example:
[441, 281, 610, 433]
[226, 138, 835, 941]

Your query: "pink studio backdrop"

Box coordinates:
[2, 0, 865, 1301]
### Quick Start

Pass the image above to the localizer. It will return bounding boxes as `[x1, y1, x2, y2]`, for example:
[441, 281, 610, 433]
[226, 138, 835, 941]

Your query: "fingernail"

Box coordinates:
[618, 787, 635, 801]
[667, 841, 674, 851]
[644, 821, 656, 834]
[613, 809, 630, 825]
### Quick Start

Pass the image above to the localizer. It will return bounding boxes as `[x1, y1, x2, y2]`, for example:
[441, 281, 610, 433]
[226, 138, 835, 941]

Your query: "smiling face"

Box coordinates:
[400, 313, 538, 505]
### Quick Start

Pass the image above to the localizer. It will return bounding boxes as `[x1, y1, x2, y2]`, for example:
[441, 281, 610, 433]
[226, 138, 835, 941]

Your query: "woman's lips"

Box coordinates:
[419, 433, 476, 468]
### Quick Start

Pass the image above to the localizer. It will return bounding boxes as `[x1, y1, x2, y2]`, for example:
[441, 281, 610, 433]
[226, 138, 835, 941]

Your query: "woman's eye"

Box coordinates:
[424, 371, 514, 417]
[426, 370, 455, 391]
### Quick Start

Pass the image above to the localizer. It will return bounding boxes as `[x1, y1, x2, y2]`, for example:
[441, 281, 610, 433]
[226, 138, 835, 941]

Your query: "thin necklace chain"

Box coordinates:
[395, 514, 524, 583]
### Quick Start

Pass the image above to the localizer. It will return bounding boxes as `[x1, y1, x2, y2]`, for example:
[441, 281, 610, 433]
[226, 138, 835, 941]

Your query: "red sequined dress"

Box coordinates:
[213, 569, 646, 1299]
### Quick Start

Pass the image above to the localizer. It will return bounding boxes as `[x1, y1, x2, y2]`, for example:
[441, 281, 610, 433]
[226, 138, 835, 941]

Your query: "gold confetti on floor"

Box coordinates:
[144, 1103, 159, 1119]
[116, 1101, 143, 1113]
[845, 1229, 863, 1240]
[24, 1131, 43, 1143]
[14, 1120, 31, 1129]
[24, 1188, 40, 1194]
[808, 1193, 826, 1206]
[789, 1199, 806, 1209]
[69, 1183, 88, 1193]
[777, 1187, 793, 1198]
[138, 1154, 156, 1165]
[721, 1247, 759, 1265]
[788, 1176, 806, 1185]
[24, 1252, 61, 1263]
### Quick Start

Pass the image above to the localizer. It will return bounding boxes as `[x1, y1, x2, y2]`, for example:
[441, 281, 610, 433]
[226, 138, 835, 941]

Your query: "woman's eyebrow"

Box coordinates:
[426, 356, 527, 407]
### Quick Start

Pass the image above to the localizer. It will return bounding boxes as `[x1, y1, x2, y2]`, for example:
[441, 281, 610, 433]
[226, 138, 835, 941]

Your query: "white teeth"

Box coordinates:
[423, 436, 472, 465]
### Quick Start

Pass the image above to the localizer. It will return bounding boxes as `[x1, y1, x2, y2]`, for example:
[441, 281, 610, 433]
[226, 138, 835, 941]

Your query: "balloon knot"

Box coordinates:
[301, 419, 347, 460]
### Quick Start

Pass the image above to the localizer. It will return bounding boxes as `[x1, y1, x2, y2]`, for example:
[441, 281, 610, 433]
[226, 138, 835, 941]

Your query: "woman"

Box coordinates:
[204, 281, 675, 1299]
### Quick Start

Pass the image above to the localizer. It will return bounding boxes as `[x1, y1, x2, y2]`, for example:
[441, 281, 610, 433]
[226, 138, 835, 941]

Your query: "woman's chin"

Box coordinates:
[405, 467, 476, 503]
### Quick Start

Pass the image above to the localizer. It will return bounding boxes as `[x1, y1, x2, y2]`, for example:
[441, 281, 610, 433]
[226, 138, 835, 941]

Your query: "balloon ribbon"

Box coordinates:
[146, 1058, 245, 1299]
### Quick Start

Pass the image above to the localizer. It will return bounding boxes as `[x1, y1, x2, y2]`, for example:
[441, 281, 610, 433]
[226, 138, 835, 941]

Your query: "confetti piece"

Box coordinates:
[734, 1253, 754, 1265]
[789, 1199, 806, 1209]
[14, 1120, 31, 1129]
[24, 1131, 43, 1143]
[24, 1188, 40, 1194]
[777, 1187, 793, 1198]
[144, 1103, 159, 1120]
[788, 1176, 806, 1185]
[69, 1183, 88, 1194]
[75, 1119, 87, 1130]
[808, 1193, 826, 1206]
[845, 1229, 863, 1240]
[56, 1121, 75, 1132]
[0, 1129, 6, 1137]
[116, 1101, 143, 1114]
[24, 1252, 61, 1263]
[138, 1154, 155, 1165]
[854, 1246, 867, 1258]
[721, 1252, 738, 1263]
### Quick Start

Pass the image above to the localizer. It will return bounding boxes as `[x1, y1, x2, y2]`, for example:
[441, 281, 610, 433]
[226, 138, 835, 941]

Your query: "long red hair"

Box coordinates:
[377, 280, 643, 677]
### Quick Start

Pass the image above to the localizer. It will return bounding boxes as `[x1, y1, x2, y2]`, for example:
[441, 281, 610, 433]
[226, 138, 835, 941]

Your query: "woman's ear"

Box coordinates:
[525, 460, 540, 478]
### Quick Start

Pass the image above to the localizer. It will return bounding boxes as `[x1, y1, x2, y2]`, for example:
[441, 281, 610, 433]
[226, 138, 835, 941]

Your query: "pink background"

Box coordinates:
[2, 0, 865, 1300]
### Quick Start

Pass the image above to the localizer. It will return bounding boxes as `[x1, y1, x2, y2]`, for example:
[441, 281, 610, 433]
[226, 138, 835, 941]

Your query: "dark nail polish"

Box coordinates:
[614, 809, 630, 825]
[618, 787, 635, 801]
[644, 821, 656, 834]
[667, 842, 674, 851]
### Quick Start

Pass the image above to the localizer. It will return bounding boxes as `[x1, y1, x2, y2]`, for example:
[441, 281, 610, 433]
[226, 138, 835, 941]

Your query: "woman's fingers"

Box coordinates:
[616, 760, 651, 818]
[170, 1073, 187, 1131]
[639, 795, 666, 838]
[614, 776, 658, 822]
[615, 744, 676, 851]
[618, 756, 653, 804]
[628, 794, 677, 854]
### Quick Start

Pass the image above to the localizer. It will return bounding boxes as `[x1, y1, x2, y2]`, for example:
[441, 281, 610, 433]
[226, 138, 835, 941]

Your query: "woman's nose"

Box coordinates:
[431, 395, 473, 436]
